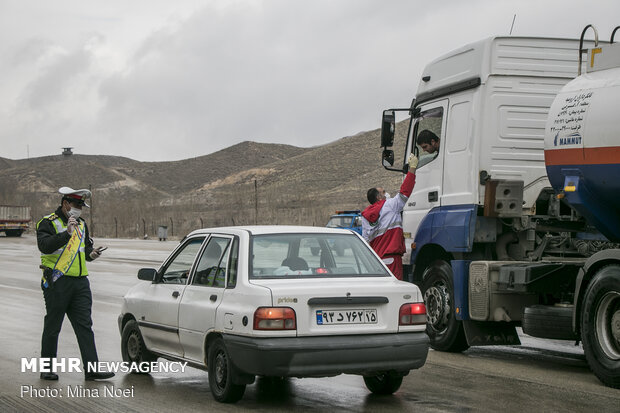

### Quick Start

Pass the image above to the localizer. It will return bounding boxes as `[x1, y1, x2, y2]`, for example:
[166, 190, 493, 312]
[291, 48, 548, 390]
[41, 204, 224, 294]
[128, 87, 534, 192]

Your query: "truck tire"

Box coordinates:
[581, 265, 620, 388]
[522, 305, 577, 340]
[421, 260, 469, 352]
[208, 338, 246, 403]
[5, 229, 23, 237]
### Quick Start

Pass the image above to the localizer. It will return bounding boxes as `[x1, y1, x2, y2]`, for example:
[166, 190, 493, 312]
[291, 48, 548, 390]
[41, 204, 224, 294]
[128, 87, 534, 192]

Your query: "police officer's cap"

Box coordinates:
[59, 187, 91, 207]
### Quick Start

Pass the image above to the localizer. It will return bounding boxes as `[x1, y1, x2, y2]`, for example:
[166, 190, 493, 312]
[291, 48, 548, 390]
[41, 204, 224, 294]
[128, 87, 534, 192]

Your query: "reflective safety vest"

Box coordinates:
[38, 213, 89, 276]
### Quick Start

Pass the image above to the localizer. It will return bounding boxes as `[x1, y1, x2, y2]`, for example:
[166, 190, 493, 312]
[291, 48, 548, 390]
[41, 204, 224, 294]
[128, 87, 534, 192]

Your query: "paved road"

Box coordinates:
[1, 234, 619, 412]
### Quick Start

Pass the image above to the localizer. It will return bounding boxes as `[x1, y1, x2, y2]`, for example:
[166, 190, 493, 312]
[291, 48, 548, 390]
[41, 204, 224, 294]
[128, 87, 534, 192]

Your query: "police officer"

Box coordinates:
[37, 187, 114, 381]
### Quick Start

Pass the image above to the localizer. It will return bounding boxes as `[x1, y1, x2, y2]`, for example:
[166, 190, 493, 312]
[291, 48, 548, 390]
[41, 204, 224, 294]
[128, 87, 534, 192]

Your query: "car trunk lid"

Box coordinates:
[250, 277, 423, 336]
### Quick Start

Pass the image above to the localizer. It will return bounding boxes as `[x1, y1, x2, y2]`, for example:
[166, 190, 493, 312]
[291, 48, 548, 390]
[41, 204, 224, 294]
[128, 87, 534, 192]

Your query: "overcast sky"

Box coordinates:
[1, 0, 619, 161]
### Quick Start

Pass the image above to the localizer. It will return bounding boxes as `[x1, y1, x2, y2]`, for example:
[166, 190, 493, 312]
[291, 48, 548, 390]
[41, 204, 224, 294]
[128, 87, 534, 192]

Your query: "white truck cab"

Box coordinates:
[388, 36, 587, 268]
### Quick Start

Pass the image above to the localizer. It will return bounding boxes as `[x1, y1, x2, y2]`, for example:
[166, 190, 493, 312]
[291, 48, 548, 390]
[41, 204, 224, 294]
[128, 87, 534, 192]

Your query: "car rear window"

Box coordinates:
[250, 233, 390, 279]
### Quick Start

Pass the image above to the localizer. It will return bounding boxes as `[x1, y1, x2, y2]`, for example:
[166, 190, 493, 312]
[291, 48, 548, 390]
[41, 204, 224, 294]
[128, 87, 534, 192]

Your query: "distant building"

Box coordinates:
[62, 147, 73, 156]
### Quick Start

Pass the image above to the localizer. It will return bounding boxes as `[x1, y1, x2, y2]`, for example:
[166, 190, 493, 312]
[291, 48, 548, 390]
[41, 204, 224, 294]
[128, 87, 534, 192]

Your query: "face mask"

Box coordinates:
[384, 192, 391, 200]
[68, 207, 82, 219]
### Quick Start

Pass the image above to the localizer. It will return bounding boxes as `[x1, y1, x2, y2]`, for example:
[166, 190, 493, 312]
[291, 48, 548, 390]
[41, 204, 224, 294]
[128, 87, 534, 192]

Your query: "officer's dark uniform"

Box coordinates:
[37, 201, 111, 380]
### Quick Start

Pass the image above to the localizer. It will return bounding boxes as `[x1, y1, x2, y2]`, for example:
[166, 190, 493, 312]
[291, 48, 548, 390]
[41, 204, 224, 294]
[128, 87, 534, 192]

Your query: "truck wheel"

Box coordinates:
[5, 229, 23, 237]
[208, 338, 246, 403]
[522, 305, 577, 340]
[422, 260, 469, 352]
[581, 265, 620, 388]
[121, 320, 157, 372]
[363, 373, 403, 395]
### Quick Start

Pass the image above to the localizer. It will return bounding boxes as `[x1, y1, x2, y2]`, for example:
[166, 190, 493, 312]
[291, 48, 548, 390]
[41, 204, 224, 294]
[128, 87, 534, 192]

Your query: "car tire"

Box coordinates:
[421, 260, 469, 352]
[363, 373, 403, 395]
[208, 338, 246, 403]
[581, 265, 620, 388]
[121, 320, 157, 372]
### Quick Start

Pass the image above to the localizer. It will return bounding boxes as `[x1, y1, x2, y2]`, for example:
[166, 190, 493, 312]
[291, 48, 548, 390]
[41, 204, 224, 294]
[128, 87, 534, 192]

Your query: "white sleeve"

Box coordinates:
[361, 217, 371, 241]
[383, 192, 407, 213]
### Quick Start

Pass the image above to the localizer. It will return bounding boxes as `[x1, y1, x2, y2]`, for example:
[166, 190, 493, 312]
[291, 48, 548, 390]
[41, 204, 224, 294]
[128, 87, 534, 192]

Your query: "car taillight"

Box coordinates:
[253, 307, 297, 330]
[399, 303, 427, 325]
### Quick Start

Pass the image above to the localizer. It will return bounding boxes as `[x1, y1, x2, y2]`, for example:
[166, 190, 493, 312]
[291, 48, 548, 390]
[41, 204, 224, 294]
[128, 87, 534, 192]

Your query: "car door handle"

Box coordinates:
[210, 294, 217, 302]
[172, 291, 180, 298]
[428, 191, 438, 202]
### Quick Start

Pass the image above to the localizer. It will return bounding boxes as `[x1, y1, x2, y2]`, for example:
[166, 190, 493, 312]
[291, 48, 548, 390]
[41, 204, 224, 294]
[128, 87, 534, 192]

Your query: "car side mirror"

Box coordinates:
[137, 268, 157, 282]
[381, 110, 395, 148]
[382, 149, 395, 167]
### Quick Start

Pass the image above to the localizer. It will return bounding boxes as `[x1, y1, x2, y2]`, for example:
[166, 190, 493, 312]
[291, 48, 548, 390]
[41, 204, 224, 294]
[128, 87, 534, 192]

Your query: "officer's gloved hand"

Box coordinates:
[67, 217, 77, 235]
[408, 153, 419, 170]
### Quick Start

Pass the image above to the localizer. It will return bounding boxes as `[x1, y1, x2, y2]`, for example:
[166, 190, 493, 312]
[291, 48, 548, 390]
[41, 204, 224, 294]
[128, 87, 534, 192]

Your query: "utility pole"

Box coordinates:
[89, 184, 94, 236]
[254, 179, 258, 225]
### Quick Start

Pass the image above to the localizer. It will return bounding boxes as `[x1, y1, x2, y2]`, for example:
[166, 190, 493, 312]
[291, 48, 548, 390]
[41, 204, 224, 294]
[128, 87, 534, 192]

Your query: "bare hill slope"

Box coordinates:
[1, 125, 408, 237]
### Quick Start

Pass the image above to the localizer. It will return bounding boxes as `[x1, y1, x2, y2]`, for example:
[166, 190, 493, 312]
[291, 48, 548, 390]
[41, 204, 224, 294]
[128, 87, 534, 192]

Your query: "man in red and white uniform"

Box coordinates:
[361, 154, 418, 280]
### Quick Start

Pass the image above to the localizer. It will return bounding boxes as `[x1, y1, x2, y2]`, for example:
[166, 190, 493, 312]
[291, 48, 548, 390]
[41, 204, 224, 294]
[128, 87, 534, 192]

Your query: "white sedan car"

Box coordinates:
[119, 226, 429, 403]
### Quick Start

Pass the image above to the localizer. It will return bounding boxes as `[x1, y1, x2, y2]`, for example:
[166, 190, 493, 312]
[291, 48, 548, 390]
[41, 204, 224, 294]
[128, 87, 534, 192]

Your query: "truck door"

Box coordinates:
[402, 100, 447, 252]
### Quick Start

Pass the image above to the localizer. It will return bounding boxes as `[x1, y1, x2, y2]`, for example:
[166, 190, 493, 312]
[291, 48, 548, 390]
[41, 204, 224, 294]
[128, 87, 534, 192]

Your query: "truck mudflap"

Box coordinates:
[462, 320, 521, 346]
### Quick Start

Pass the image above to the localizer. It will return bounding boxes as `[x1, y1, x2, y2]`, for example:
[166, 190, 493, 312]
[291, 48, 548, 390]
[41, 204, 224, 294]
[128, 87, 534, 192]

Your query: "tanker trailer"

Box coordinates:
[544, 25, 620, 388]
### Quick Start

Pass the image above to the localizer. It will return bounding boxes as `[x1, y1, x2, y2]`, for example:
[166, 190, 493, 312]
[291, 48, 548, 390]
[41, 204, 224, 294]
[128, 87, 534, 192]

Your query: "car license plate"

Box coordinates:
[316, 309, 377, 325]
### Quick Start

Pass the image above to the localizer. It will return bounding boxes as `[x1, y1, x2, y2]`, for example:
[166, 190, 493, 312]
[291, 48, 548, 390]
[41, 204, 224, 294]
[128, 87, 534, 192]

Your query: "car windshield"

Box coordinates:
[326, 216, 353, 228]
[250, 233, 390, 279]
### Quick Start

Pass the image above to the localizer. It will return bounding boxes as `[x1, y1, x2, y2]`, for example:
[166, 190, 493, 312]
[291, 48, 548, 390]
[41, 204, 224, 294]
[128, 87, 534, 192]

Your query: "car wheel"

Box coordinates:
[208, 338, 246, 403]
[581, 265, 620, 388]
[363, 373, 403, 395]
[421, 260, 469, 352]
[121, 320, 157, 372]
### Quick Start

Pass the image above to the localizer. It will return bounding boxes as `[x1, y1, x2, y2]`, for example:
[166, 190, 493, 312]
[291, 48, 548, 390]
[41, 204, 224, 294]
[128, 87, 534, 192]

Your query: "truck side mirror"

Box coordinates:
[381, 110, 395, 147]
[137, 268, 157, 282]
[382, 149, 395, 167]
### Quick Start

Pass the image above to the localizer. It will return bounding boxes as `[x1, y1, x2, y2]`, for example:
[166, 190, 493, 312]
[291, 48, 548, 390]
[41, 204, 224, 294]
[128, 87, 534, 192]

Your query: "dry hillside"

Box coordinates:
[0, 123, 409, 238]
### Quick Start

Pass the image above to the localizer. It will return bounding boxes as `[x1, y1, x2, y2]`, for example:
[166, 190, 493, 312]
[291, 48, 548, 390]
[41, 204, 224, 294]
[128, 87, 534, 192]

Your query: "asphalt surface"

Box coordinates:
[1, 233, 619, 412]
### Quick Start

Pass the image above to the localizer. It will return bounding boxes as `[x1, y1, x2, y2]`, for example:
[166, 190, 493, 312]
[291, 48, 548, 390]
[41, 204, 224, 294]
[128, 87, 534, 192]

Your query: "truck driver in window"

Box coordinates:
[417, 129, 440, 155]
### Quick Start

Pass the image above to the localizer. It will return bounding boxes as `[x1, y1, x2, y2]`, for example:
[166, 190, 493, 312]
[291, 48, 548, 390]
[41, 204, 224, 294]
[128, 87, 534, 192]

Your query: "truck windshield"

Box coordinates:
[250, 233, 390, 279]
[326, 216, 353, 228]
